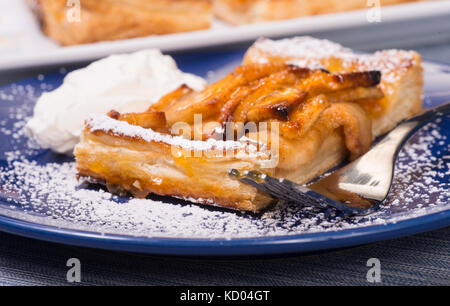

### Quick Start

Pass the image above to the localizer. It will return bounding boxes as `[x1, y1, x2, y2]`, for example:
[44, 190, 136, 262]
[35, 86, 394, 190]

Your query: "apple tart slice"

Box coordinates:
[75, 57, 400, 212]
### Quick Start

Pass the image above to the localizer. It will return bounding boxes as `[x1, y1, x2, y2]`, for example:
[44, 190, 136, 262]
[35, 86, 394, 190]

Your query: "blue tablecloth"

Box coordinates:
[0, 39, 449, 286]
[0, 227, 448, 286]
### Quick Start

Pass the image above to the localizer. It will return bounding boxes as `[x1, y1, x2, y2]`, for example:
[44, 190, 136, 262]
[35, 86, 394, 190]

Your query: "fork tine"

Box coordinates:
[263, 176, 329, 209]
[256, 172, 329, 210]
[239, 170, 321, 207]
[235, 170, 291, 202]
[239, 177, 290, 201]
[245, 171, 296, 202]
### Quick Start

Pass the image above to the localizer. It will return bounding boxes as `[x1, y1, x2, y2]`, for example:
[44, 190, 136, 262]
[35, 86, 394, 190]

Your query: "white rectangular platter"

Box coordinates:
[1, 0, 450, 71]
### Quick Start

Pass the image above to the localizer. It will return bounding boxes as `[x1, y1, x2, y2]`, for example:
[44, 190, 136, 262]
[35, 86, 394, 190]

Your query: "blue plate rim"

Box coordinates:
[0, 208, 448, 256]
[0, 57, 449, 256]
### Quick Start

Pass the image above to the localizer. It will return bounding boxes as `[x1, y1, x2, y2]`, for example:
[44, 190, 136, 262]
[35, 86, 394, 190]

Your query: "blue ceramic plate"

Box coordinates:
[0, 50, 449, 256]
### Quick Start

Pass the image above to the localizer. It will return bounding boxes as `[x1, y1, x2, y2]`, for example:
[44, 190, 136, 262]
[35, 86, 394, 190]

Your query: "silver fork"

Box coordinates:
[229, 101, 450, 216]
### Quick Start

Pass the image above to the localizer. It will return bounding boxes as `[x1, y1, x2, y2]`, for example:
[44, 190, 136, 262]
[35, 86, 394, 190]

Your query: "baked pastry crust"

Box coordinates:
[30, 0, 212, 45]
[75, 38, 423, 212]
[214, 0, 426, 25]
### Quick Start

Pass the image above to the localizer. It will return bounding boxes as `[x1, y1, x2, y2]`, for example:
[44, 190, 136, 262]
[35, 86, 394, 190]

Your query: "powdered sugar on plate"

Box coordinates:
[0, 70, 449, 241]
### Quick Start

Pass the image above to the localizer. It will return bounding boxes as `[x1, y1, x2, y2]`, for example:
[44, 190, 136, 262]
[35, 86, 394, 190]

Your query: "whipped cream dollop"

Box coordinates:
[25, 49, 207, 154]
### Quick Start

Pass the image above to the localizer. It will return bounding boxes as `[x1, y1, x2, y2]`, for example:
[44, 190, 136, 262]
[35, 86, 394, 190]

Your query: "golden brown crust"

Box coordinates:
[35, 0, 212, 45]
[214, 0, 426, 25]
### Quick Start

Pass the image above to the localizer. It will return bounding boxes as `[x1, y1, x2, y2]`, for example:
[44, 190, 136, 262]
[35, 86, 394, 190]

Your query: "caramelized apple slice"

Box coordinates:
[317, 102, 372, 159]
[297, 70, 381, 95]
[164, 63, 292, 126]
[324, 86, 384, 103]
[247, 87, 307, 122]
[108, 110, 168, 133]
[216, 86, 252, 124]
[230, 68, 309, 123]
[277, 94, 330, 139]
[150, 84, 195, 112]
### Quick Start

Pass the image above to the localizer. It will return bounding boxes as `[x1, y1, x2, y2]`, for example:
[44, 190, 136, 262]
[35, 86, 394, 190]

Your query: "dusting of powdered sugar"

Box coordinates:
[0, 70, 449, 241]
[254, 37, 418, 84]
[254, 37, 354, 60]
